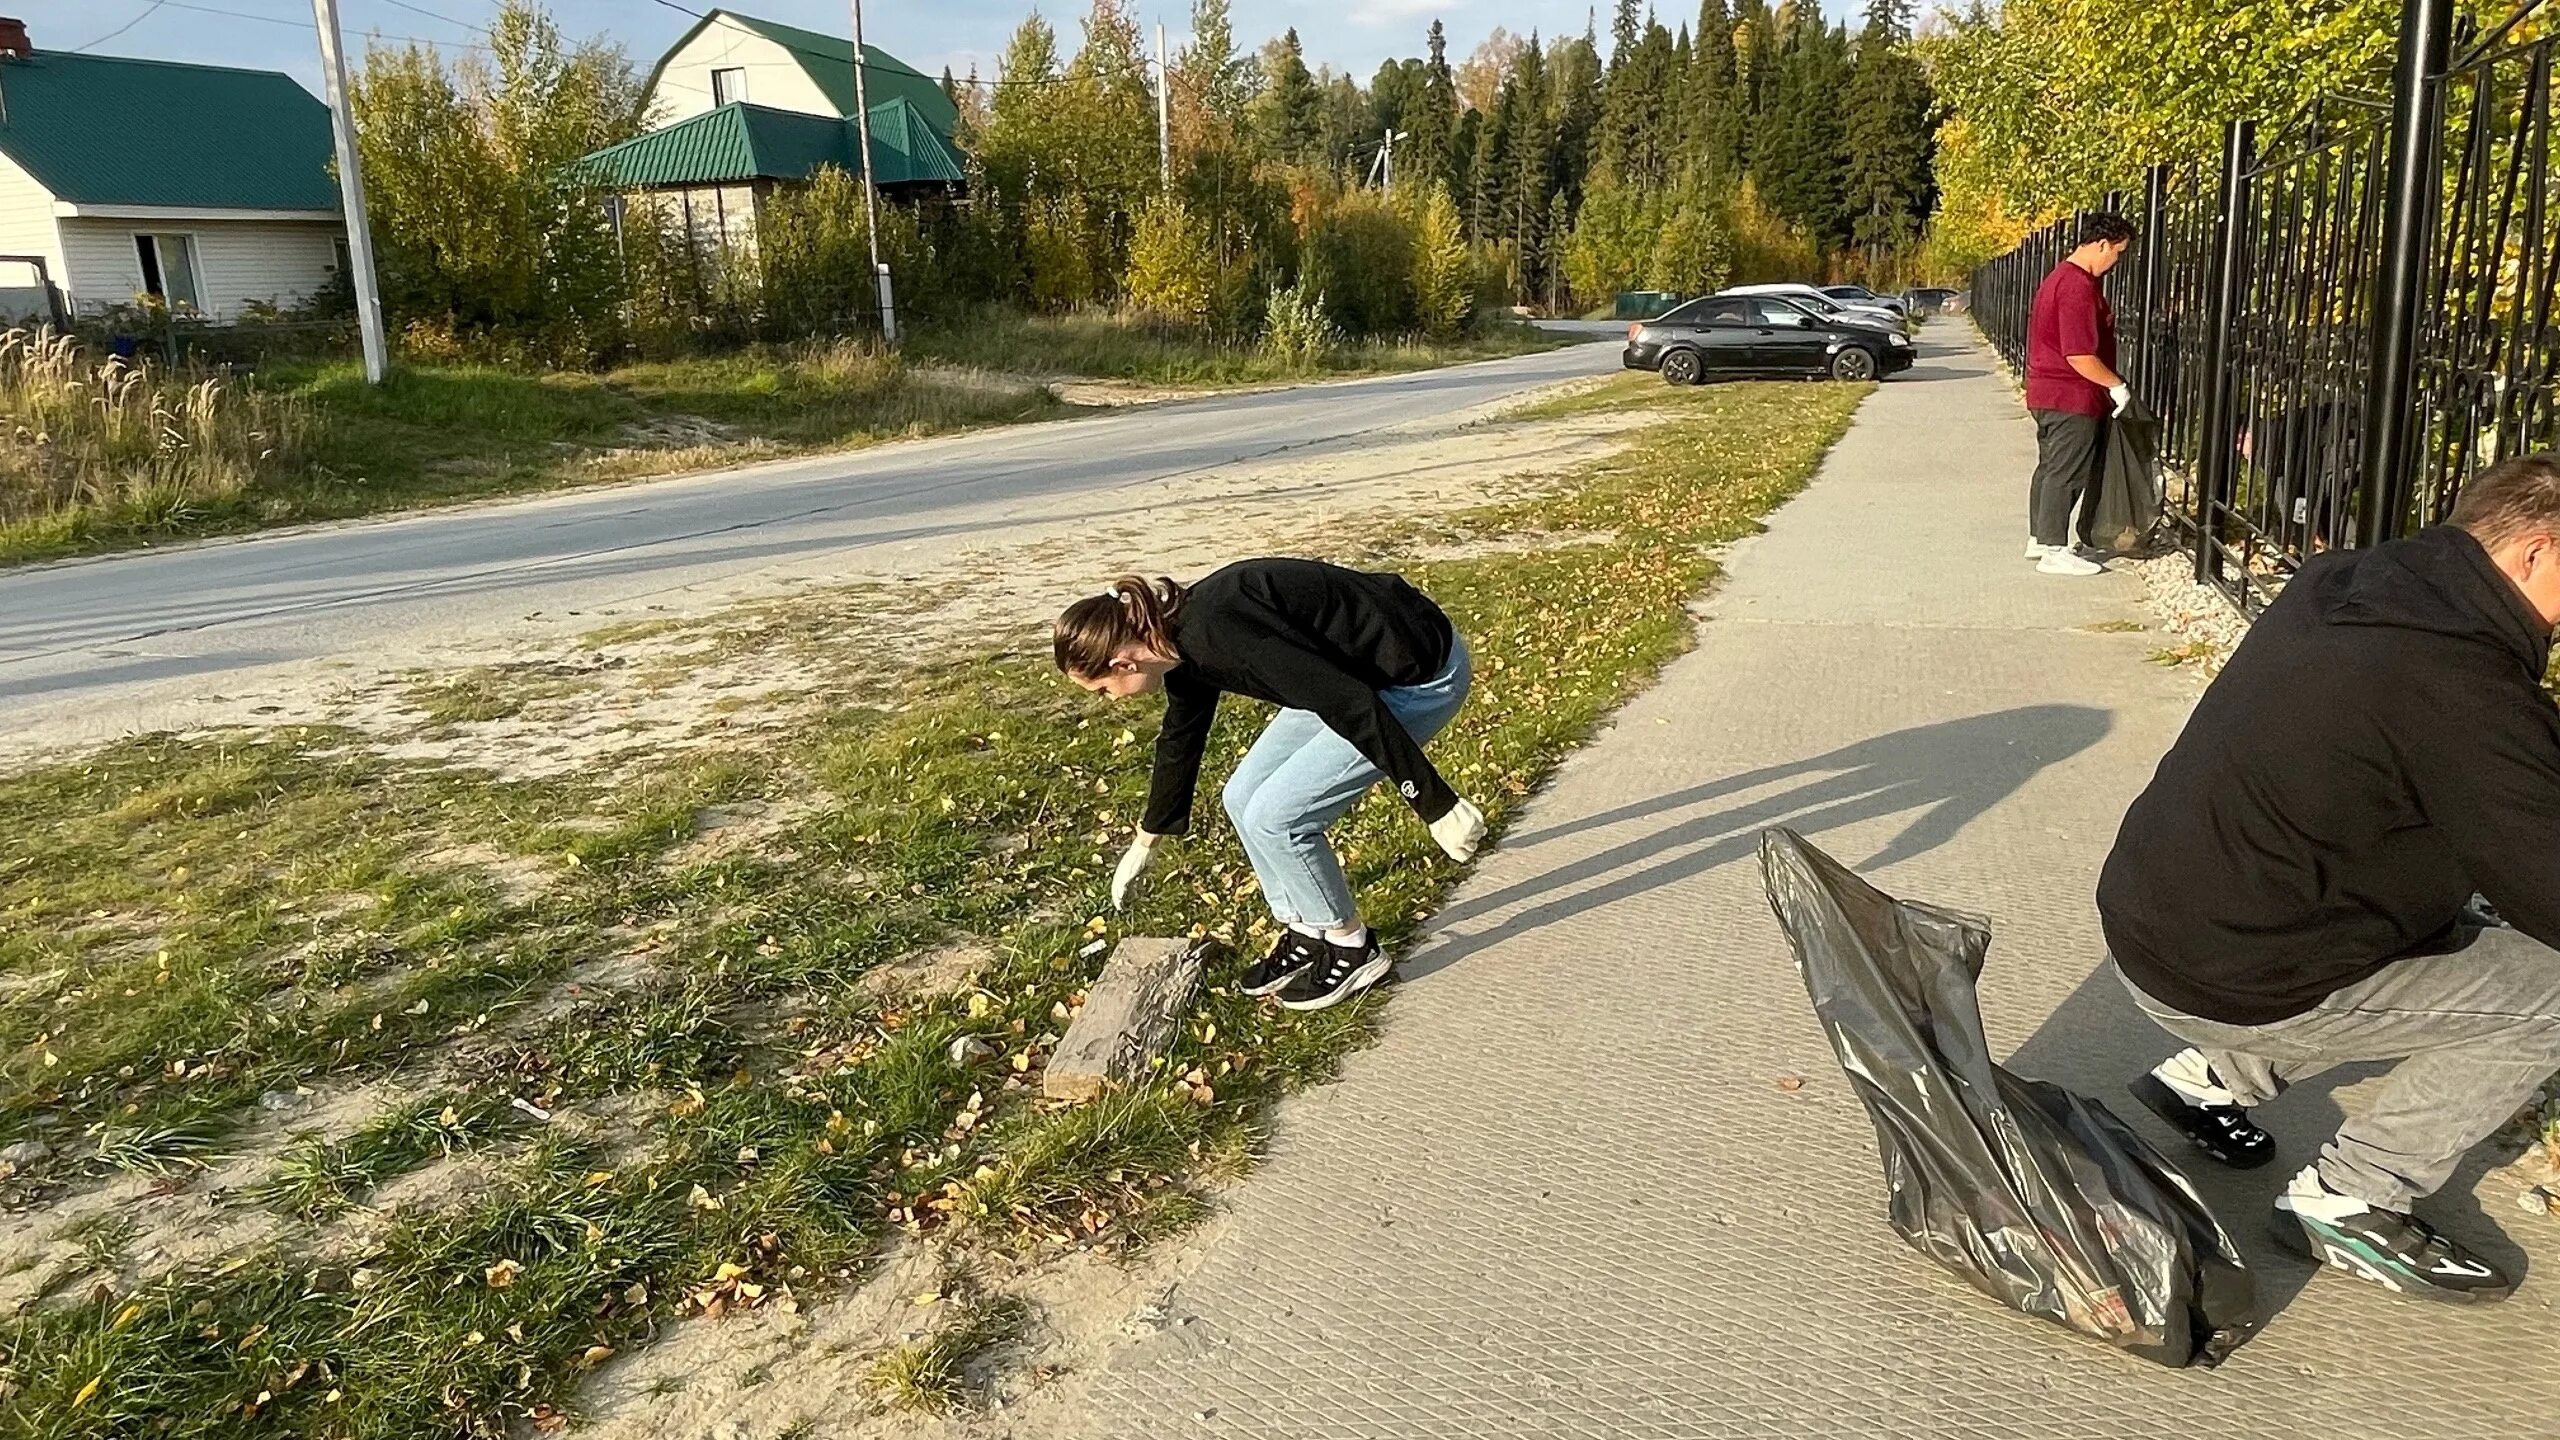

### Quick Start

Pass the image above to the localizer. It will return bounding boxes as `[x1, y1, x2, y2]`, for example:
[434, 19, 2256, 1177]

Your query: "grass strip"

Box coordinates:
[0, 373, 1866, 1435]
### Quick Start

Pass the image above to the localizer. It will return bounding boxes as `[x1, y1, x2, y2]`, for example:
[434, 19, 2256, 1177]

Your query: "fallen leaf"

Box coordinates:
[73, 1376, 101, 1408]
[578, 1345, 614, 1369]
[1776, 1076, 1805, 1092]
[486, 1260, 523, 1289]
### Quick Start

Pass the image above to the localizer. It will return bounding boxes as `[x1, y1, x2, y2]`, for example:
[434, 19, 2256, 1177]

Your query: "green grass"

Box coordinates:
[905, 306, 1573, 387]
[864, 1291, 1027, 1414]
[0, 376, 1868, 1436]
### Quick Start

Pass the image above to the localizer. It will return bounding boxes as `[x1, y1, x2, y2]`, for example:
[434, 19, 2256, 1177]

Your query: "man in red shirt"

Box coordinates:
[2023, 213, 2137, 577]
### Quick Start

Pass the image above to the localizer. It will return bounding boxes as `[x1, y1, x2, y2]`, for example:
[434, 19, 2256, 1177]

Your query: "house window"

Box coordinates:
[711, 67, 746, 106]
[333, 237, 351, 275]
[135, 233, 202, 313]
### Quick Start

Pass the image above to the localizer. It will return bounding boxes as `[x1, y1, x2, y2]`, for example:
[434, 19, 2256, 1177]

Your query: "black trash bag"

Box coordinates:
[1757, 828, 2258, 1368]
[2088, 400, 2162, 554]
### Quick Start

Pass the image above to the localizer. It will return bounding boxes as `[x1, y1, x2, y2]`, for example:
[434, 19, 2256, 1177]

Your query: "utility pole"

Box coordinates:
[848, 0, 896, 344]
[1155, 23, 1172, 194]
[311, 0, 387, 384]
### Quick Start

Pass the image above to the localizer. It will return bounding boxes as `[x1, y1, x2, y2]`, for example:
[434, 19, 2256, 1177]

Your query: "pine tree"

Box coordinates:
[1253, 28, 1323, 166]
[1840, 0, 1935, 269]
[1752, 22, 1850, 247]
[1687, 0, 1744, 186]
[1471, 78, 1515, 242]
[1551, 28, 1604, 213]
[1405, 20, 1460, 197]
[1502, 36, 1555, 299]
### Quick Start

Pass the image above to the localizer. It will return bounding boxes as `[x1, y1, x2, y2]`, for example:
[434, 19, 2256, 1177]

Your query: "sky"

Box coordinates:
[19, 0, 1858, 99]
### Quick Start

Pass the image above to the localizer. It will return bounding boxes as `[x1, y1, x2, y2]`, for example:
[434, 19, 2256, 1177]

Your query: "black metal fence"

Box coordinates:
[1972, 0, 2560, 611]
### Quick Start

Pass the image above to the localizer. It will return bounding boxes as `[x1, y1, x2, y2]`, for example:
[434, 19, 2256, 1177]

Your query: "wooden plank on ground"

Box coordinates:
[1042, 937, 1208, 1103]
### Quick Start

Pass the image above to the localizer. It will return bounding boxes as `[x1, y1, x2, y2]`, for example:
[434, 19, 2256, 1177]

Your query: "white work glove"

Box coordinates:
[2108, 383, 2132, 417]
[1428, 799, 1487, 864]
[1110, 832, 1160, 909]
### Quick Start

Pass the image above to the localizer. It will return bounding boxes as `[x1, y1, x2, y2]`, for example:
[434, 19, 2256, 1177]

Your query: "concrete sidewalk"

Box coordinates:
[1057, 324, 2560, 1437]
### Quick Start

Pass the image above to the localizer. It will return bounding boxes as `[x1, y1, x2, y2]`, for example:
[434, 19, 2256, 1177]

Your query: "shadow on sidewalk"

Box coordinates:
[1403, 704, 2111, 980]
[2009, 962, 2535, 1325]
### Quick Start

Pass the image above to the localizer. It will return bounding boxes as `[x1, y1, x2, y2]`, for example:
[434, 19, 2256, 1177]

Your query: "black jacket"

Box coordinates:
[2100, 526, 2560, 1025]
[1142, 559, 1458, 836]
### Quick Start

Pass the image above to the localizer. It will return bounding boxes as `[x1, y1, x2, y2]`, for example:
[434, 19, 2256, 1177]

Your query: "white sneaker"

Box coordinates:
[2024, 538, 2053, 559]
[2037, 548, 2104, 576]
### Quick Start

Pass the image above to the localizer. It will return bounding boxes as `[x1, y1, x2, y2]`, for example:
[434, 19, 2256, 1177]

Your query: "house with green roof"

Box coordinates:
[580, 9, 963, 256]
[0, 21, 345, 324]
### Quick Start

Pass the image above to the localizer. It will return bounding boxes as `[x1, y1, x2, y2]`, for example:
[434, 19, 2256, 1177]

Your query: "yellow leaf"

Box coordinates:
[440, 1106, 459, 1126]
[579, 1345, 614, 1369]
[967, 993, 992, 1019]
[584, 1170, 614, 1188]
[112, 1303, 143, 1331]
[485, 1259, 523, 1289]
[713, 1262, 749, 1282]
[73, 1376, 102, 1408]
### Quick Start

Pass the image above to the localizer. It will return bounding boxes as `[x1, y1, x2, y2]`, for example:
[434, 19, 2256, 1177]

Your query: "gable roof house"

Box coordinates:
[0, 19, 346, 325]
[581, 10, 963, 255]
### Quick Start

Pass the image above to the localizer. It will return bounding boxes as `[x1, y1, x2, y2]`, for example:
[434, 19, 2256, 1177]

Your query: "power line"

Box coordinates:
[150, 0, 490, 50]
[76, 0, 172, 51]
[370, 0, 484, 33]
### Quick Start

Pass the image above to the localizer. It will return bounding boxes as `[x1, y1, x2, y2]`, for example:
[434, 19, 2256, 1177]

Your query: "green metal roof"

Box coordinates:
[0, 51, 336, 211]
[648, 9, 958, 136]
[581, 100, 965, 189]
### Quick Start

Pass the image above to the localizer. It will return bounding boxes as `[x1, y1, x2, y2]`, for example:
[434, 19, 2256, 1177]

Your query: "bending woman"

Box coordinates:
[1053, 558, 1486, 1011]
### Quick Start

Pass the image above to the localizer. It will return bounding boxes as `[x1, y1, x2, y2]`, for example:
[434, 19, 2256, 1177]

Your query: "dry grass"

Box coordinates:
[0, 328, 304, 540]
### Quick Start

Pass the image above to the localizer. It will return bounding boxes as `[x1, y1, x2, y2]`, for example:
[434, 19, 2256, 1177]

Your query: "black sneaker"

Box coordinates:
[2272, 1172, 2514, 1304]
[2130, 1071, 2276, 1169]
[1276, 933, 1391, 1012]
[1239, 930, 1321, 997]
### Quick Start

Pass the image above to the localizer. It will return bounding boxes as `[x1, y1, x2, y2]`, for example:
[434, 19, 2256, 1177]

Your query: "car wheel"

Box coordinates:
[1830, 346, 1878, 381]
[1660, 348, 1703, 386]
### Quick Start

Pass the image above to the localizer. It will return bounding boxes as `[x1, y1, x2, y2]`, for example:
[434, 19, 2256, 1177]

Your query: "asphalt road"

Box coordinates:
[0, 340, 1619, 748]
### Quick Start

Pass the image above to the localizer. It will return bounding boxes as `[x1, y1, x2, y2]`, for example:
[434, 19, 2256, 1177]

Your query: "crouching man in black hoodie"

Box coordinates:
[2100, 452, 2560, 1305]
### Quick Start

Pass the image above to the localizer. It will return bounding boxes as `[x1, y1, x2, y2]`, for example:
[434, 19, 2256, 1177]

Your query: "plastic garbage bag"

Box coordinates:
[1758, 828, 2258, 1368]
[2089, 399, 2162, 554]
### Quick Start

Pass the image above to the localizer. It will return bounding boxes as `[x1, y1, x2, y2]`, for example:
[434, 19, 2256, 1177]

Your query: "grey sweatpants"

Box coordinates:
[2118, 926, 2560, 1210]
[2029, 409, 2108, 547]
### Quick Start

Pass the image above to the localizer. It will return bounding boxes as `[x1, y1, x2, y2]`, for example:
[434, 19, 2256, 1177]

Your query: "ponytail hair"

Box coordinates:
[1053, 574, 1187, 678]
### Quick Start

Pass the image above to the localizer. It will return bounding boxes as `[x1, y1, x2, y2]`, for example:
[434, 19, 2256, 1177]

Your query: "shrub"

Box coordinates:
[1304, 190, 1416, 337]
[1259, 279, 1339, 365]
[1409, 184, 1474, 338]
[1024, 200, 1099, 312]
[1123, 196, 1217, 325]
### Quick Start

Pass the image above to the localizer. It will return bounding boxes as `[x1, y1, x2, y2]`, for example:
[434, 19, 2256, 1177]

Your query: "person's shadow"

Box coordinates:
[1402, 704, 2113, 979]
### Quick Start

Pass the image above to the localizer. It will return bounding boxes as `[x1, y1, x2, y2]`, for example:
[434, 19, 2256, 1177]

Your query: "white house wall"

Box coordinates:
[650, 17, 837, 124]
[58, 217, 344, 322]
[0, 149, 65, 321]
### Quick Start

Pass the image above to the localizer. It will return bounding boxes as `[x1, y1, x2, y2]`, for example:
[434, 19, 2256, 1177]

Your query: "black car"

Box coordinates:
[1623, 294, 1915, 385]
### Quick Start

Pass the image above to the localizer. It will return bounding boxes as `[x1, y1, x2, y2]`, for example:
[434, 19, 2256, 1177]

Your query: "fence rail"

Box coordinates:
[1971, 1, 2560, 612]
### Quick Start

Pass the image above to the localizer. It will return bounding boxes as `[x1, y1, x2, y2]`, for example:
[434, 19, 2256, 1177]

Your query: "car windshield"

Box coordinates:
[1793, 292, 1844, 315]
[1824, 286, 1874, 300]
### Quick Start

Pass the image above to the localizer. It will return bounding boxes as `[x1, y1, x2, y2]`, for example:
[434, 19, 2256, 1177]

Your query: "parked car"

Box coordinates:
[1819, 283, 1911, 318]
[1902, 286, 1963, 317]
[1624, 294, 1915, 384]
[1720, 281, 1904, 328]
[1719, 286, 1904, 339]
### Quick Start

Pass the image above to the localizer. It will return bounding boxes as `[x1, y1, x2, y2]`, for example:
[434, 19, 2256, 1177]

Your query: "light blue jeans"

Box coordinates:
[1220, 635, 1473, 929]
